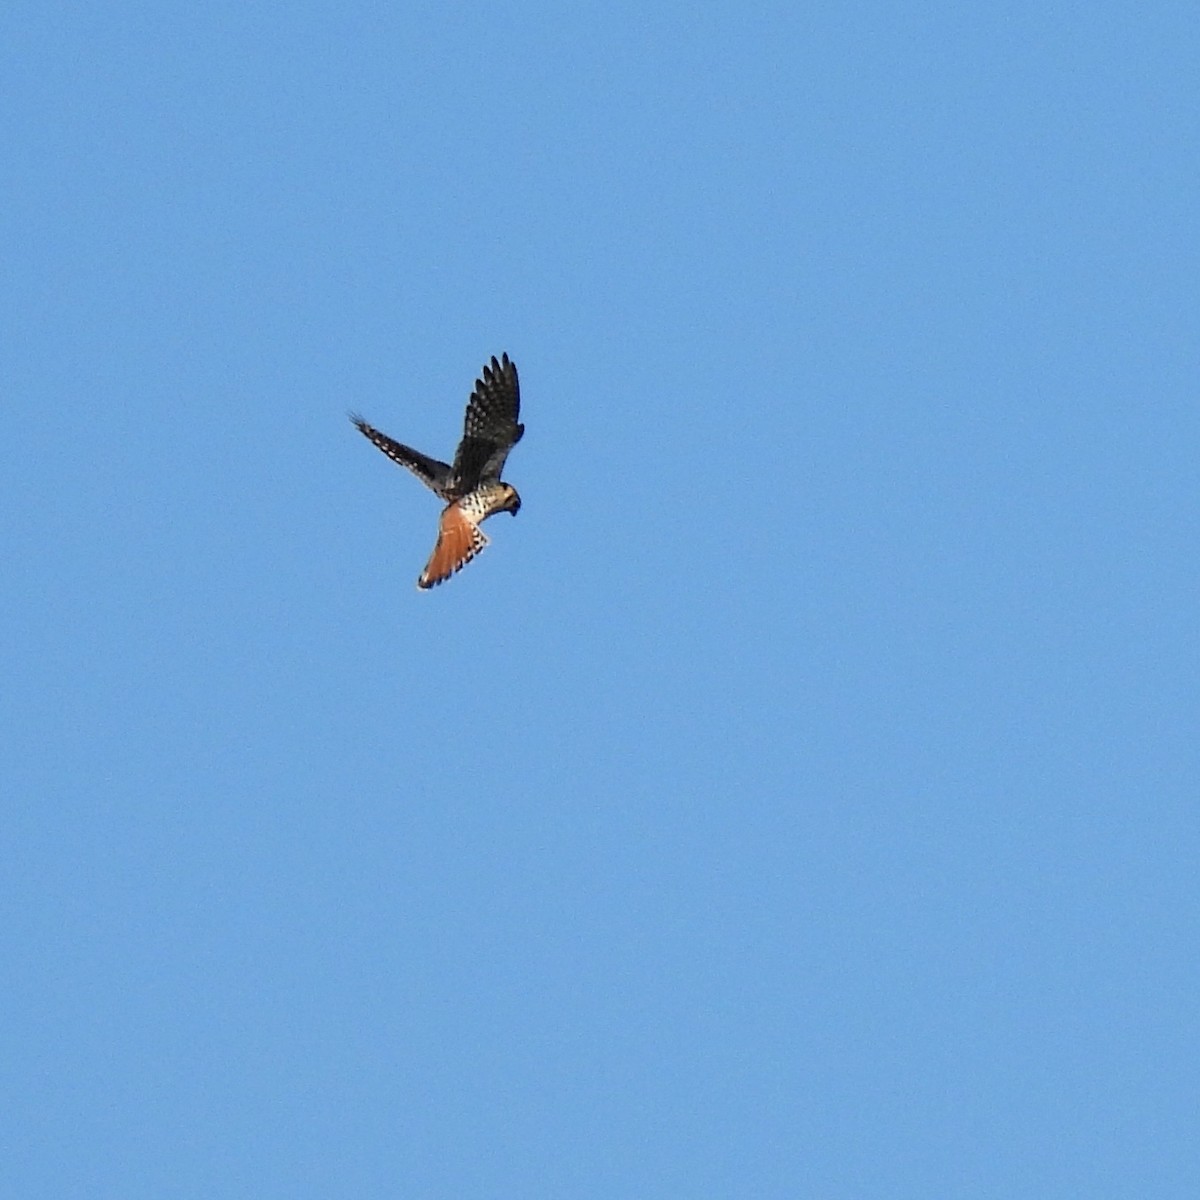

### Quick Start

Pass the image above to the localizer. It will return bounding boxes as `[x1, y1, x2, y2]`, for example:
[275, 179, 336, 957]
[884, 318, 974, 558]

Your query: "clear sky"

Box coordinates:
[4, 2, 1197, 1196]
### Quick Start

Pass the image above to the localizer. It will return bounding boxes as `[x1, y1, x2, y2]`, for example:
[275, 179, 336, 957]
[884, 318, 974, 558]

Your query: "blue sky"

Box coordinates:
[3, 1, 1197, 1195]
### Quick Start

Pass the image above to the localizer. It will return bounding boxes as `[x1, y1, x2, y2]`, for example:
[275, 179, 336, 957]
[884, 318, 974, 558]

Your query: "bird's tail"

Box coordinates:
[418, 504, 490, 589]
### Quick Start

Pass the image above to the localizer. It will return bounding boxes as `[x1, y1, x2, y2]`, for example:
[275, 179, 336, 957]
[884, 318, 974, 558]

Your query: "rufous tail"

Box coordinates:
[418, 504, 489, 589]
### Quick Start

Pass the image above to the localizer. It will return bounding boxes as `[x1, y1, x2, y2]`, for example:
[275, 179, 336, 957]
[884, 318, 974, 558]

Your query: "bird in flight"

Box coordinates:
[351, 353, 524, 589]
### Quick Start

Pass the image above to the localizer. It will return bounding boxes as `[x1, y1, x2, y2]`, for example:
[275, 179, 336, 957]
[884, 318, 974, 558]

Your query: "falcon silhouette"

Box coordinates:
[351, 353, 524, 588]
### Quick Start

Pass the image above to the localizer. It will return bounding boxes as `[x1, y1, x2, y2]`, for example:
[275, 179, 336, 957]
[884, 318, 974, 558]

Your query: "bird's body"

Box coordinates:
[352, 353, 524, 588]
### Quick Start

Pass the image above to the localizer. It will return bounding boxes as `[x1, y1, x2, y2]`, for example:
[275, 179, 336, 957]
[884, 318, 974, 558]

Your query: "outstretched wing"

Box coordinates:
[351, 415, 454, 498]
[451, 354, 524, 491]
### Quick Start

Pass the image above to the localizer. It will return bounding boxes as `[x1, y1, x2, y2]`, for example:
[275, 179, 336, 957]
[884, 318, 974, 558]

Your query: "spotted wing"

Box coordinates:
[451, 354, 524, 491]
[351, 415, 454, 498]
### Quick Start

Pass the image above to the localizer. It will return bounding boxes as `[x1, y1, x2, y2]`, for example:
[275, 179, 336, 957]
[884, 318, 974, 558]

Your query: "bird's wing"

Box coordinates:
[451, 354, 524, 490]
[351, 415, 454, 498]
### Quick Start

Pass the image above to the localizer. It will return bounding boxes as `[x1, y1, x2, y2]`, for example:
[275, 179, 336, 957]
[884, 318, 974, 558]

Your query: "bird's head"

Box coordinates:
[500, 483, 521, 515]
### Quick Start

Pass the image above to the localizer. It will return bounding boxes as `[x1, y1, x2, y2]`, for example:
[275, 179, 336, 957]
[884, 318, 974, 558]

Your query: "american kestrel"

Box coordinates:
[351, 353, 524, 589]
